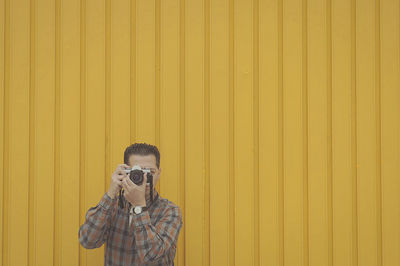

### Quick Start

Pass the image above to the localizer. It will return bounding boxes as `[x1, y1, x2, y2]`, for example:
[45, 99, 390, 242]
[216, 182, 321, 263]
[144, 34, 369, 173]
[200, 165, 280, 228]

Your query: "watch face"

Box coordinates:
[134, 206, 142, 214]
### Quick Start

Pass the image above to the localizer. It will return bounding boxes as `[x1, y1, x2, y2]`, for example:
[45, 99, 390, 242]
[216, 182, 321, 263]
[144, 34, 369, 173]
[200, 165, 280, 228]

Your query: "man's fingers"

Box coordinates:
[114, 169, 124, 176]
[115, 169, 128, 176]
[121, 179, 129, 191]
[116, 164, 130, 171]
[126, 178, 135, 186]
[122, 178, 132, 190]
[115, 175, 125, 181]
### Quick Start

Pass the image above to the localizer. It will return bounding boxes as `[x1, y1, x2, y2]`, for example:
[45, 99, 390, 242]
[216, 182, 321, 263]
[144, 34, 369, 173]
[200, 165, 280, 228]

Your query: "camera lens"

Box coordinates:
[129, 169, 144, 185]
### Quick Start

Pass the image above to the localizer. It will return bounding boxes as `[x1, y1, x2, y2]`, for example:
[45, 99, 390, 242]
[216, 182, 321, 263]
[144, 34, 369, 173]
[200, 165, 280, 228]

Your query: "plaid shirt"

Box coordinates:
[79, 189, 183, 265]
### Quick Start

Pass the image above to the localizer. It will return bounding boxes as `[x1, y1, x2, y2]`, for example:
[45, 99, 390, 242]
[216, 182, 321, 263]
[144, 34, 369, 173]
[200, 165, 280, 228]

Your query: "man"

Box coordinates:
[79, 142, 183, 265]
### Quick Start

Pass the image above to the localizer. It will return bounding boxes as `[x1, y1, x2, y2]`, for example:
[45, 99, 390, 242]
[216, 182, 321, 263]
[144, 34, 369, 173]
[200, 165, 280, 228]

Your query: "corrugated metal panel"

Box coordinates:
[1, 0, 399, 265]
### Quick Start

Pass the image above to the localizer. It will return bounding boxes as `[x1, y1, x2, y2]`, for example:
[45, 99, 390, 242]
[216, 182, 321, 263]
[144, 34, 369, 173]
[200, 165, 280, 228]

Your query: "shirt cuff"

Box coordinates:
[134, 211, 151, 227]
[98, 192, 116, 212]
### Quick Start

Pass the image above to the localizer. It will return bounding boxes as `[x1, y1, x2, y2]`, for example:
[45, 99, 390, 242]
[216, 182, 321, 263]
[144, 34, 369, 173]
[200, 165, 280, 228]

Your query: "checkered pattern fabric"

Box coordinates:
[79, 189, 183, 265]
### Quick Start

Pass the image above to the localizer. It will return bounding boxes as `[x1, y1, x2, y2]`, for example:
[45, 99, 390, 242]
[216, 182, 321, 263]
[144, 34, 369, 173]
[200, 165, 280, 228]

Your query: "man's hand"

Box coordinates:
[121, 172, 148, 207]
[107, 164, 130, 199]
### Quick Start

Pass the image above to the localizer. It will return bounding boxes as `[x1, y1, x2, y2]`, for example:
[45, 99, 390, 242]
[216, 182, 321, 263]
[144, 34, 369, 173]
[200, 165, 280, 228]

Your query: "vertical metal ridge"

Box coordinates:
[155, 0, 161, 195]
[375, 0, 383, 264]
[155, 0, 160, 154]
[130, 0, 136, 143]
[350, 0, 359, 264]
[28, 0, 36, 264]
[2, 0, 9, 264]
[277, 0, 283, 264]
[179, 0, 186, 264]
[301, 0, 309, 265]
[228, 0, 235, 264]
[326, 0, 334, 265]
[79, 0, 87, 264]
[53, 0, 61, 264]
[252, 0, 260, 264]
[204, 0, 210, 264]
[105, 0, 111, 197]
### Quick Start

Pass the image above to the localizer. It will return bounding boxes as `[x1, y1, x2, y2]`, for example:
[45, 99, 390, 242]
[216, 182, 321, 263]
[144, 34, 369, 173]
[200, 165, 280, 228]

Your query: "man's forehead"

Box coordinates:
[128, 154, 156, 167]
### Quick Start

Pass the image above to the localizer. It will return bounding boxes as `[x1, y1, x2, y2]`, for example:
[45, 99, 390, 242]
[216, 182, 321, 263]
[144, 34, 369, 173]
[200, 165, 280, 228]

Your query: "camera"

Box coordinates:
[123, 165, 153, 186]
[118, 165, 155, 209]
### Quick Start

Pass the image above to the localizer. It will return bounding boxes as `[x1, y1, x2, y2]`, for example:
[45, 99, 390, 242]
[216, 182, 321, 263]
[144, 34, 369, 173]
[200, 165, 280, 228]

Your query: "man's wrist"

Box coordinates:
[133, 201, 146, 207]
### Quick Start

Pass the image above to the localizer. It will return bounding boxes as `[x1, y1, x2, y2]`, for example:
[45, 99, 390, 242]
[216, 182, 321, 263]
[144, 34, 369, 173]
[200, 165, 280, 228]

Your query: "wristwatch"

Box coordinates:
[133, 205, 148, 214]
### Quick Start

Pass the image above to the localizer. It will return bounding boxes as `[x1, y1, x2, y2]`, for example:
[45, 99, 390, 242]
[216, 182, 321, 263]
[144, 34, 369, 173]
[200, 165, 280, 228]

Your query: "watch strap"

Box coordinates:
[133, 205, 148, 214]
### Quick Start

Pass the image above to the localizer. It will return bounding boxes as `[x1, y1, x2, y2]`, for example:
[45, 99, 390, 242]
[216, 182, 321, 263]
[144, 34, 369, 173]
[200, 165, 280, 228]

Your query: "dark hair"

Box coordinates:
[123, 142, 160, 169]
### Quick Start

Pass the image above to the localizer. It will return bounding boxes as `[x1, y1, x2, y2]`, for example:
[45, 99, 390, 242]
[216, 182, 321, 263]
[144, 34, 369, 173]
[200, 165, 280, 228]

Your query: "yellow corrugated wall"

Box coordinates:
[1, 0, 399, 265]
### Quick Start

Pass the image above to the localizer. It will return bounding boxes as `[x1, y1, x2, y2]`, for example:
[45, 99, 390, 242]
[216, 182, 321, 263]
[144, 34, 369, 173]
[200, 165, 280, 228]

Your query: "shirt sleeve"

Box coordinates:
[78, 192, 117, 249]
[133, 205, 183, 263]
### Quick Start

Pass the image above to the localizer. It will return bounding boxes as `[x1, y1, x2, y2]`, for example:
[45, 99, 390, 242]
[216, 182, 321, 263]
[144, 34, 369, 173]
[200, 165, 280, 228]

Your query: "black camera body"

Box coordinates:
[119, 165, 154, 209]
